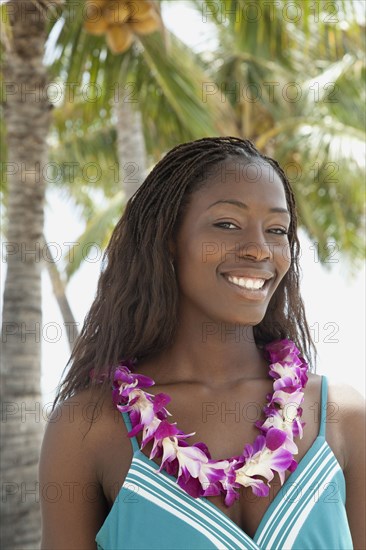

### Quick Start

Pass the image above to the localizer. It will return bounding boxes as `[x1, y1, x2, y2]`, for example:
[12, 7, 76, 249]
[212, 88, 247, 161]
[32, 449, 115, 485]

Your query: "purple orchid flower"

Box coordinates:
[235, 431, 294, 491]
[265, 339, 302, 364]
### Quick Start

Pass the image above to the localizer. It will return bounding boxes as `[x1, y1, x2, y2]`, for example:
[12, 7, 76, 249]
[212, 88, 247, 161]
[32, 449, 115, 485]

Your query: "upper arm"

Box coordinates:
[341, 385, 366, 550]
[39, 392, 108, 549]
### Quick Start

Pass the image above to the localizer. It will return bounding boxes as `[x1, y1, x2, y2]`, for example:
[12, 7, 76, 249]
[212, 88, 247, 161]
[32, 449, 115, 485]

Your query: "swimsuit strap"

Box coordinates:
[120, 411, 140, 453]
[319, 375, 328, 438]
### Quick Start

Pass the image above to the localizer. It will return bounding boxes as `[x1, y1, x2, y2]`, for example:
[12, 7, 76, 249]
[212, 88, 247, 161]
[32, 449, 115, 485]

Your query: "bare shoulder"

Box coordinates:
[41, 384, 117, 462]
[40, 383, 133, 490]
[327, 379, 365, 414]
[325, 380, 366, 549]
[326, 380, 365, 467]
[39, 385, 131, 548]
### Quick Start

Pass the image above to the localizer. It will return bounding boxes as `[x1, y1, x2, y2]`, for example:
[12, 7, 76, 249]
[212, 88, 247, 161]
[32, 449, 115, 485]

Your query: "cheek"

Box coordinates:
[272, 255, 292, 297]
[177, 225, 219, 271]
[275, 241, 292, 274]
[176, 238, 220, 295]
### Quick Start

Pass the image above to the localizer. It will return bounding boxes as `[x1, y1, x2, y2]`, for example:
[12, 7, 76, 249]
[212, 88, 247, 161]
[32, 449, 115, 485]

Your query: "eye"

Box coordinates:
[268, 228, 289, 235]
[213, 222, 239, 230]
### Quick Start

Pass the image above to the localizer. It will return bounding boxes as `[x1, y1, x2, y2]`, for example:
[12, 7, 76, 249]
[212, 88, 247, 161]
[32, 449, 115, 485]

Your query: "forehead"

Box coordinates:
[189, 158, 288, 210]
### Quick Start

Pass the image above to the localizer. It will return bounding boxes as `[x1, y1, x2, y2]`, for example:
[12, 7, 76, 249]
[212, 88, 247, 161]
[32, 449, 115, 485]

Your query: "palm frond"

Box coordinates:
[191, 0, 366, 264]
[64, 190, 125, 279]
[46, 1, 237, 139]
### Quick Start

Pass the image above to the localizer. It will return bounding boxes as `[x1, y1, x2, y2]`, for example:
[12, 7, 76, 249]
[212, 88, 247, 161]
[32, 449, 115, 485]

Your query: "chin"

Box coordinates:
[218, 311, 266, 328]
[235, 305, 269, 325]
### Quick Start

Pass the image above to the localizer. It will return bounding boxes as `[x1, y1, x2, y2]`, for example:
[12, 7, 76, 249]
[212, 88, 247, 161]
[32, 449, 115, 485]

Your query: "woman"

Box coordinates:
[39, 137, 365, 549]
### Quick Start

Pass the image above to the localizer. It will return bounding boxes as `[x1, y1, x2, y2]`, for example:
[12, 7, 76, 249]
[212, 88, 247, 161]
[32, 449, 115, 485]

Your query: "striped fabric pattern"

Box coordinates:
[254, 439, 347, 549]
[96, 376, 353, 550]
[125, 456, 255, 549]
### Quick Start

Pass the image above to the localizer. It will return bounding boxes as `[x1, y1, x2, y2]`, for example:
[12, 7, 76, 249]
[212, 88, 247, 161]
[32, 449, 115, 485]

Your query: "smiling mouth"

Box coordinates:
[221, 273, 273, 299]
[225, 274, 267, 290]
[223, 274, 271, 291]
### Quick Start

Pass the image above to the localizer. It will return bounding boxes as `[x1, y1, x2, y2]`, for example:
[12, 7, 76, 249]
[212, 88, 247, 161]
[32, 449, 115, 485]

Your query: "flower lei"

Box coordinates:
[111, 339, 309, 507]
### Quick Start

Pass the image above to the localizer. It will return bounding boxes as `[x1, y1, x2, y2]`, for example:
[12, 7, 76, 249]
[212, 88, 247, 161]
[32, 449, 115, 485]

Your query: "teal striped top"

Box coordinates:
[96, 375, 353, 549]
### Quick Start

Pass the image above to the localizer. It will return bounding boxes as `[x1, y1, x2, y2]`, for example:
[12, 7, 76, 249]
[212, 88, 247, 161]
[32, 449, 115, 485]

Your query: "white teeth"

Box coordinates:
[226, 275, 266, 290]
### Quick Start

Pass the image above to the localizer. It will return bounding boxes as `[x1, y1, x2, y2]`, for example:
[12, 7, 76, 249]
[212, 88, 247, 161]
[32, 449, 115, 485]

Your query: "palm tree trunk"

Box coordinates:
[0, 1, 54, 546]
[41, 234, 79, 351]
[115, 100, 147, 201]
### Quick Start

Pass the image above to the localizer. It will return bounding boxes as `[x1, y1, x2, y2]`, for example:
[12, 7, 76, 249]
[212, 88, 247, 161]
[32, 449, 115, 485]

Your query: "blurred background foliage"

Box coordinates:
[44, 0, 365, 275]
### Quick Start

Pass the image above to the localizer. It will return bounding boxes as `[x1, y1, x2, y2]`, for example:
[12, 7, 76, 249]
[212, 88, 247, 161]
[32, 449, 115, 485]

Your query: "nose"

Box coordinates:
[241, 243, 272, 261]
[238, 229, 274, 262]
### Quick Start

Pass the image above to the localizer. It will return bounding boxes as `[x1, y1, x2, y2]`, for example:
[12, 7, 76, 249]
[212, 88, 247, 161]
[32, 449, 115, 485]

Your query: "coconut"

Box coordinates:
[106, 24, 134, 54]
[103, 0, 131, 25]
[85, 0, 108, 8]
[127, 0, 154, 22]
[84, 0, 109, 30]
[129, 10, 160, 34]
[84, 17, 109, 35]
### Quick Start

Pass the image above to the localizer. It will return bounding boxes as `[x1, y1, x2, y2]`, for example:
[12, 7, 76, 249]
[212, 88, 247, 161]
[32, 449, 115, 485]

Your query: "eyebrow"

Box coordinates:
[207, 199, 290, 215]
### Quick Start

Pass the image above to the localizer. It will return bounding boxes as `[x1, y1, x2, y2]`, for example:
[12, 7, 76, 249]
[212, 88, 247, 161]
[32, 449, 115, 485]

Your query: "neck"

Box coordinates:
[137, 309, 269, 389]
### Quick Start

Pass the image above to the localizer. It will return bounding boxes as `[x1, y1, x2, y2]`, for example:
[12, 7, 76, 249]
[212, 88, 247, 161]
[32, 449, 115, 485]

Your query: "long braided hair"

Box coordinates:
[53, 137, 316, 407]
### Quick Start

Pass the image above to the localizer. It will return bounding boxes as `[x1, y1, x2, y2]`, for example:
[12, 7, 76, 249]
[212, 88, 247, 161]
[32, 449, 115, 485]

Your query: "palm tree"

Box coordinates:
[48, 0, 365, 287]
[1, 14, 224, 550]
[40, 234, 79, 348]
[195, 0, 365, 265]
[0, 1, 62, 547]
[42, 0, 238, 282]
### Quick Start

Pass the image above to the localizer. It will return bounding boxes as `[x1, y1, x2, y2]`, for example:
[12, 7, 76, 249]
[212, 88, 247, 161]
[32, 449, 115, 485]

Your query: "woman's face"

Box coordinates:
[172, 158, 292, 327]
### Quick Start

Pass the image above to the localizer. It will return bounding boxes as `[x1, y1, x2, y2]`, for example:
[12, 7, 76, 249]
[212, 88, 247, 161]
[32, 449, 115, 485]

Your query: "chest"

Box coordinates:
[101, 375, 342, 538]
